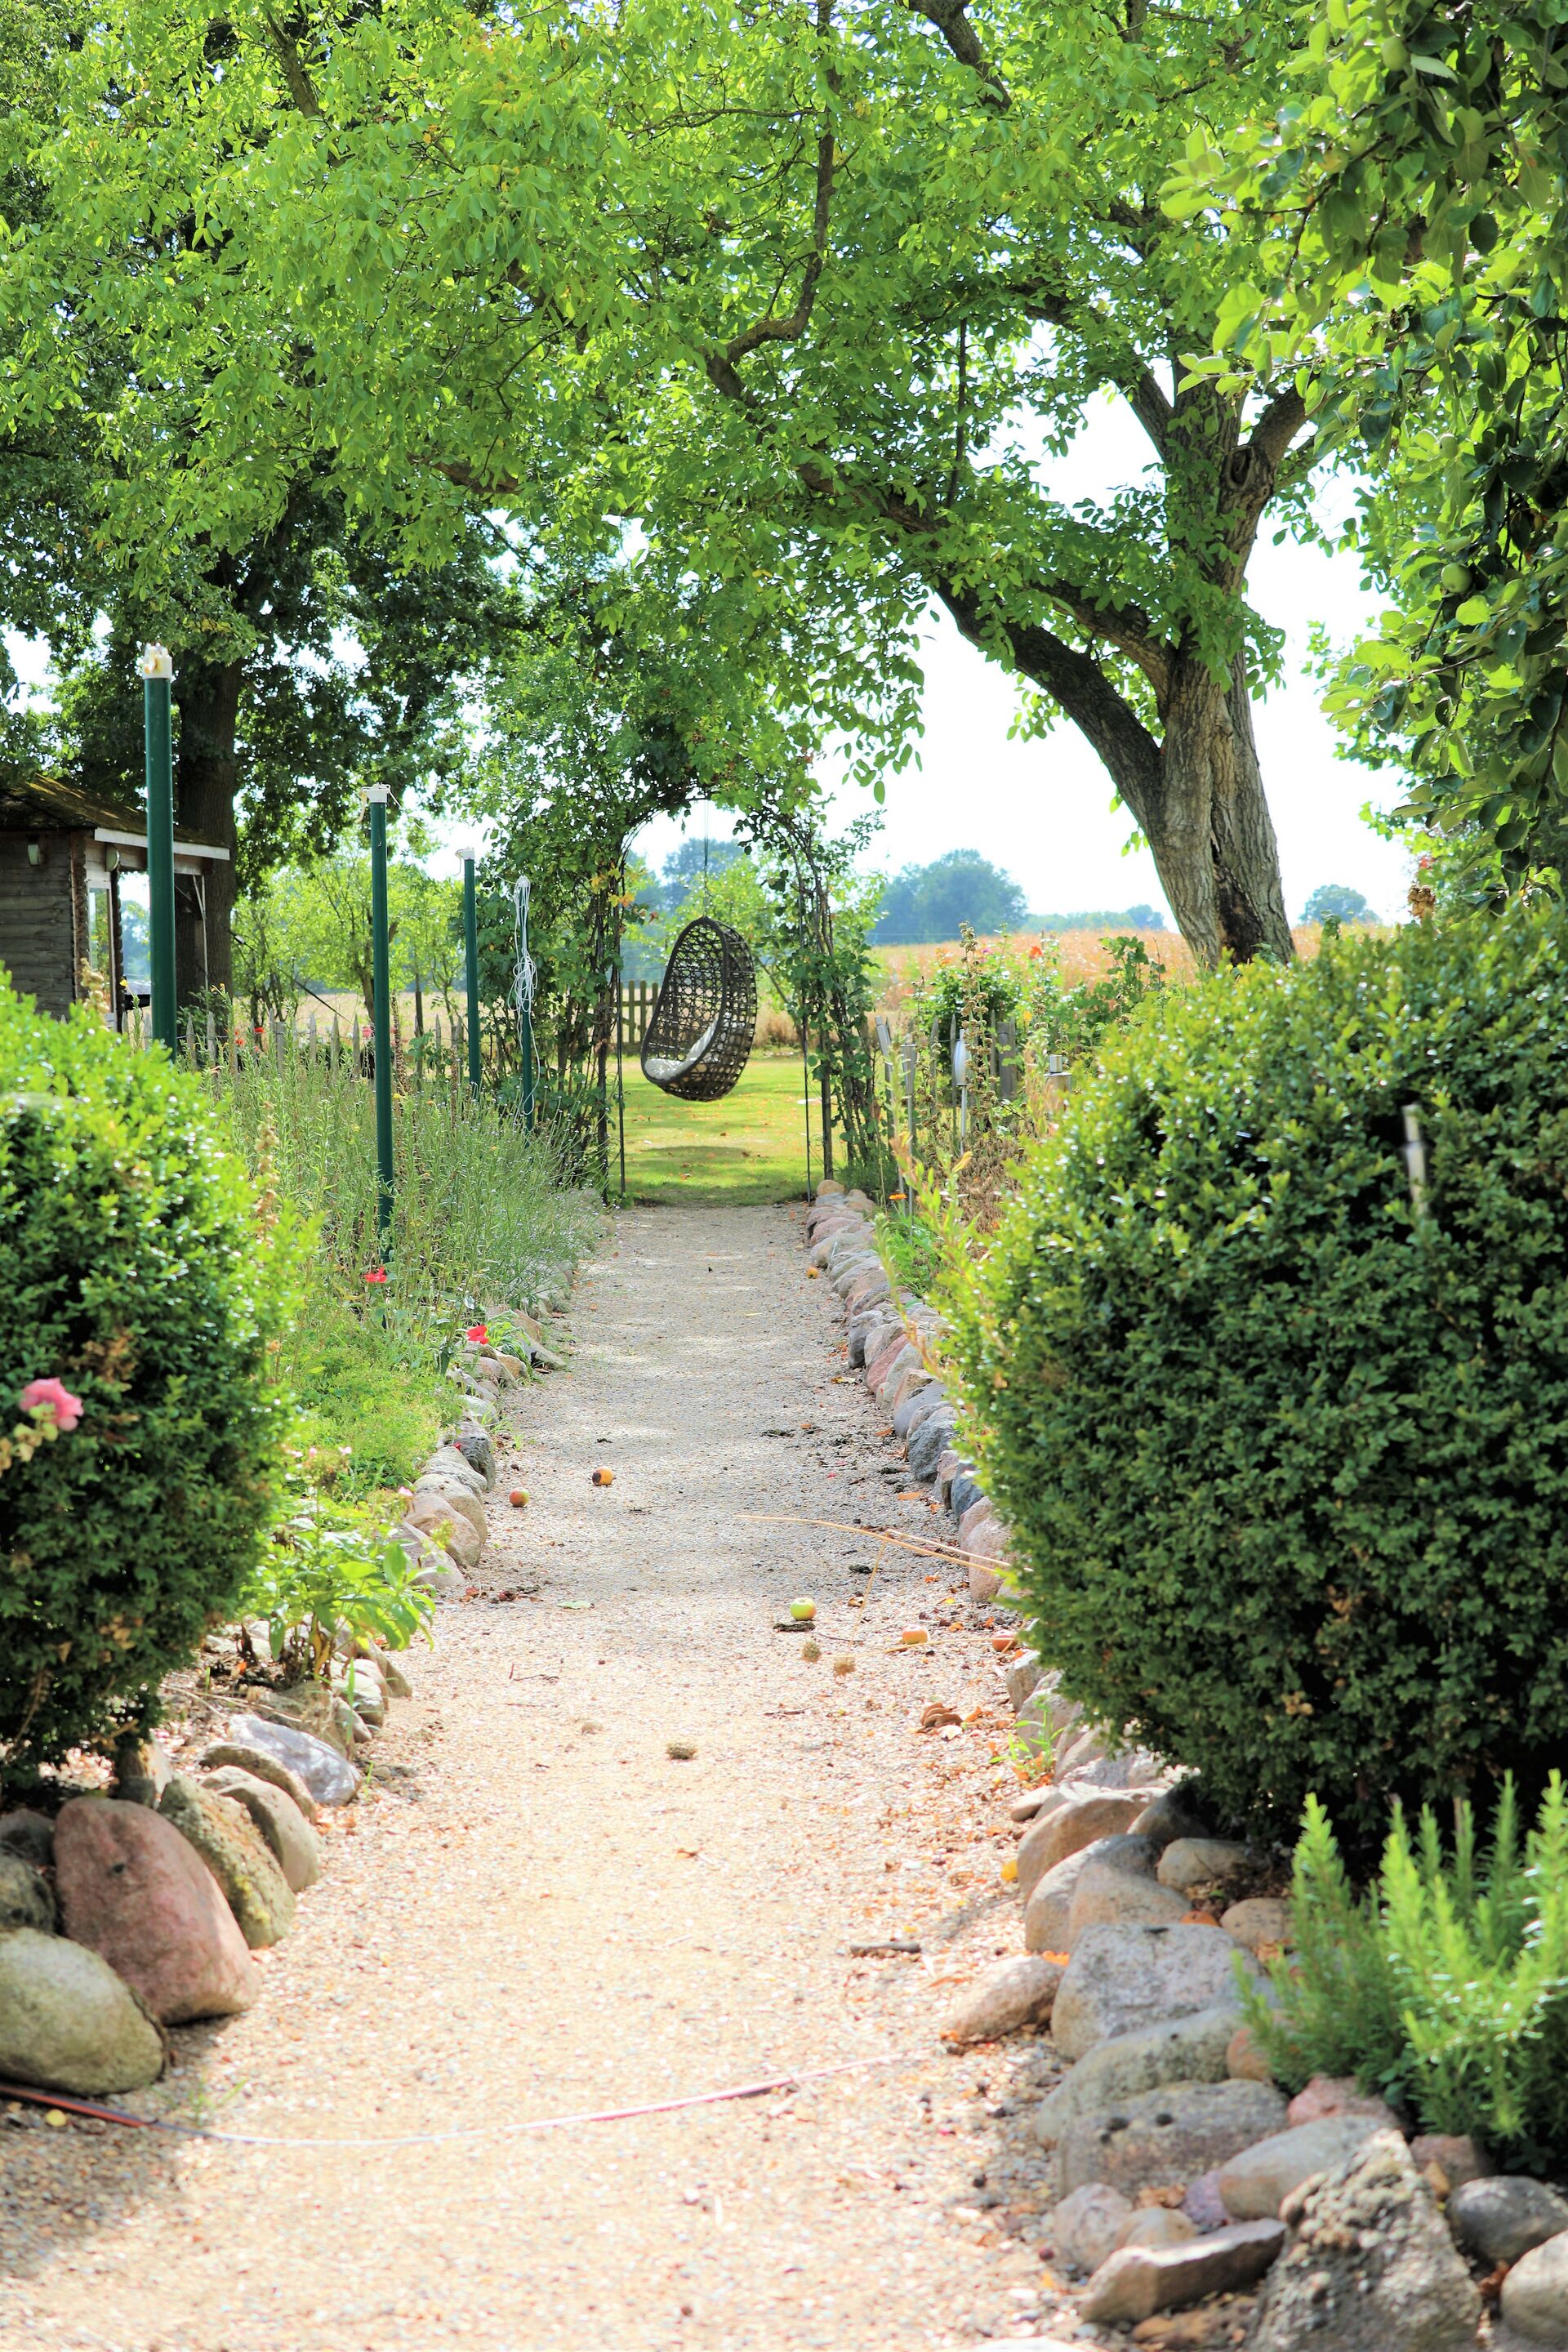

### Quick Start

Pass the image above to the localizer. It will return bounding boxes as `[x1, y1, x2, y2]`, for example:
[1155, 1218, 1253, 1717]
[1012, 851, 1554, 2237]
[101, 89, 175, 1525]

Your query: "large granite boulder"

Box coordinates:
[1032, 2004, 1241, 2145]
[159, 1775, 296, 1949]
[1501, 2228, 1568, 2345]
[1018, 1793, 1152, 1903]
[247, 1679, 359, 1762]
[1082, 2219, 1284, 2326]
[942, 1954, 1063, 2046]
[216, 1712, 359, 1806]
[202, 1767, 323, 1894]
[1066, 1834, 1190, 1949]
[1051, 1922, 1258, 2060]
[1445, 2174, 1568, 2269]
[0, 1848, 55, 1931]
[0, 1927, 165, 2094]
[1247, 2130, 1482, 2352]
[54, 1795, 259, 2022]
[1218, 2114, 1388, 2221]
[1058, 2078, 1288, 2196]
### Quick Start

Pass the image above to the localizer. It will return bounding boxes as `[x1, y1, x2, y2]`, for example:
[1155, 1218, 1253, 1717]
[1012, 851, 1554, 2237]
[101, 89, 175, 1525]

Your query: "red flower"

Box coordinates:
[20, 1377, 84, 1432]
[466, 1323, 488, 1343]
[363, 1266, 388, 1285]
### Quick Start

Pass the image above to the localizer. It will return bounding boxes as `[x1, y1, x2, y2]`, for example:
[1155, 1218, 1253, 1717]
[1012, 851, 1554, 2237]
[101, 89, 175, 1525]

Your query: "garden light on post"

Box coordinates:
[367, 784, 394, 1261]
[461, 844, 482, 1096]
[137, 643, 176, 1050]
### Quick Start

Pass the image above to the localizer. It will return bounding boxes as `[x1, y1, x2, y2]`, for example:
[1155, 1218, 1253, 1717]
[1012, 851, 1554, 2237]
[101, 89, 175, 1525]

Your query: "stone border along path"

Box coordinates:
[0, 1303, 568, 2129]
[4, 1196, 1119, 2352]
[0, 1194, 1536, 2352]
[0, 1191, 1527, 2352]
[816, 1178, 1550, 2352]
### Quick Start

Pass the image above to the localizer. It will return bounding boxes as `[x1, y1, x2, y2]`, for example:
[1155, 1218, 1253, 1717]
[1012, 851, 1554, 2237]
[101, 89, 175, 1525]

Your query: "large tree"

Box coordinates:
[1, 0, 1339, 965]
[557, 0, 1330, 964]
[48, 488, 513, 996]
[0, 0, 560, 994]
[1184, 0, 1568, 896]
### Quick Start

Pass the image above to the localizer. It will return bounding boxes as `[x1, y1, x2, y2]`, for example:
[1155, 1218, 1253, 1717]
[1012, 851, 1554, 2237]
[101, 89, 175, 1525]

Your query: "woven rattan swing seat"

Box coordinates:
[640, 915, 757, 1102]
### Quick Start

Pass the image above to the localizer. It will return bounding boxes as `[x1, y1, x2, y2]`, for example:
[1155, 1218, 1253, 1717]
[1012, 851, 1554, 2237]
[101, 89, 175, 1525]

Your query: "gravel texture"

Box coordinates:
[0, 1202, 1099, 2352]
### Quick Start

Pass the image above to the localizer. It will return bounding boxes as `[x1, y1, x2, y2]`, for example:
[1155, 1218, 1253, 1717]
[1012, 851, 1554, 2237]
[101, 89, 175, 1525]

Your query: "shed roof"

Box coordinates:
[0, 772, 227, 859]
[0, 773, 146, 835]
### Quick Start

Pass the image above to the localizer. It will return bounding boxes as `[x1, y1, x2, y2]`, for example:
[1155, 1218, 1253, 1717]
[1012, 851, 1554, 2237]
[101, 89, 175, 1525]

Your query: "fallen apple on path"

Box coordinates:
[789, 1597, 816, 1623]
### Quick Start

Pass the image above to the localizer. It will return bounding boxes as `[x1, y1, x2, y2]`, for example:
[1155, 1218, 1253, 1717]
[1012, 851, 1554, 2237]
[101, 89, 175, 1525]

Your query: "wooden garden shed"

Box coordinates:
[0, 774, 229, 1024]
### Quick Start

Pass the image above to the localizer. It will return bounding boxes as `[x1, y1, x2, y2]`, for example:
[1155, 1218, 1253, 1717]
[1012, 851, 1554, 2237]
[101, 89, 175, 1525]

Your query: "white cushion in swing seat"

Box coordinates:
[644, 1013, 721, 1086]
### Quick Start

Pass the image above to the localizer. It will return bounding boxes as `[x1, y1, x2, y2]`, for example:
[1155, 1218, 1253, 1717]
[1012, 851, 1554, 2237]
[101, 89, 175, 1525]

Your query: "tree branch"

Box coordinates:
[265, 16, 321, 117]
[936, 581, 1164, 830]
[906, 0, 1010, 109]
[1039, 577, 1169, 699]
[707, 122, 837, 390]
[1246, 384, 1310, 477]
[1221, 385, 1311, 577]
[1017, 285, 1171, 460]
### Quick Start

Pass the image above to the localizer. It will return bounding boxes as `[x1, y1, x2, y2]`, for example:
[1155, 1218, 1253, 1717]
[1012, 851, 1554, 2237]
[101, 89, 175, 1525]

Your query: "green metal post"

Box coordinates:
[519, 880, 535, 1132]
[368, 786, 394, 1259]
[139, 644, 176, 1049]
[463, 853, 482, 1095]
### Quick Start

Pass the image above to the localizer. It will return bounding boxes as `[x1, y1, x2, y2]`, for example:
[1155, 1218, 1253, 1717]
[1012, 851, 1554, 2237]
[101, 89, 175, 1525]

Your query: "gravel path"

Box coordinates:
[0, 1203, 1087, 2352]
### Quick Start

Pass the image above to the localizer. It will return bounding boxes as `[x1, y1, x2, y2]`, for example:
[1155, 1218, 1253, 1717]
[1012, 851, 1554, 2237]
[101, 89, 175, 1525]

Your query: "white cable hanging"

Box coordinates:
[511, 875, 536, 1057]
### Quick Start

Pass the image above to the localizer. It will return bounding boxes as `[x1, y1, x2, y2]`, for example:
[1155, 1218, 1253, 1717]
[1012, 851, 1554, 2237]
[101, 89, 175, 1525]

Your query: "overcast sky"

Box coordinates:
[636, 399, 1416, 927]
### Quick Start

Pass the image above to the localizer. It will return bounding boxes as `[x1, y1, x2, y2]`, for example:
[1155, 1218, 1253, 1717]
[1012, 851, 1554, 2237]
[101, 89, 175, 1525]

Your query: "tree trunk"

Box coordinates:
[172, 659, 243, 1004]
[1139, 653, 1294, 969]
[934, 581, 1292, 969]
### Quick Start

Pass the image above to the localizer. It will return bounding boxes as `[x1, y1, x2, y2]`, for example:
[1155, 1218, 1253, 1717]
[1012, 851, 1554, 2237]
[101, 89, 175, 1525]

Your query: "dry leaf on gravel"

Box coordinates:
[917, 1702, 962, 1732]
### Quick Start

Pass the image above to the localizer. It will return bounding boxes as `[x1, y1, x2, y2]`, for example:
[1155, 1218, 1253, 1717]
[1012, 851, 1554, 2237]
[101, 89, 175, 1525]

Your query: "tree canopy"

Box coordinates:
[1302, 882, 1376, 926]
[0, 0, 1359, 969]
[8, 0, 1554, 938]
[1183, 0, 1568, 895]
[871, 850, 1027, 945]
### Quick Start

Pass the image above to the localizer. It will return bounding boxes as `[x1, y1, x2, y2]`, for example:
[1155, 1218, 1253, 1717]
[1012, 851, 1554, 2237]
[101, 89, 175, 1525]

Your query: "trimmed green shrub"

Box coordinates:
[952, 911, 1568, 1849]
[0, 979, 295, 1771]
[1244, 1781, 1568, 2172]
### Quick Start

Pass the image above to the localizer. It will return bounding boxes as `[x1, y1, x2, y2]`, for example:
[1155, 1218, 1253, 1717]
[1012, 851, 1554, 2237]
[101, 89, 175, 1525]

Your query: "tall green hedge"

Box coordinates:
[0, 978, 294, 1770]
[954, 913, 1568, 1851]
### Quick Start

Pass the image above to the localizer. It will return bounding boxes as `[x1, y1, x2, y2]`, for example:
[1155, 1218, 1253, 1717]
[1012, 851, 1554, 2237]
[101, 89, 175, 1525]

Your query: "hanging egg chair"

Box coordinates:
[640, 915, 757, 1102]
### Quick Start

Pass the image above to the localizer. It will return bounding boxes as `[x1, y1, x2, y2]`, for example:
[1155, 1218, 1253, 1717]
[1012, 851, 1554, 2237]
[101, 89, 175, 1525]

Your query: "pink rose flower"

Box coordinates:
[20, 1377, 83, 1432]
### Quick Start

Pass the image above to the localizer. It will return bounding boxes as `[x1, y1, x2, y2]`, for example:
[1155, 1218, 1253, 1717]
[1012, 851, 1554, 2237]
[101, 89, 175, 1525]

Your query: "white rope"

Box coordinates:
[511, 874, 536, 1057]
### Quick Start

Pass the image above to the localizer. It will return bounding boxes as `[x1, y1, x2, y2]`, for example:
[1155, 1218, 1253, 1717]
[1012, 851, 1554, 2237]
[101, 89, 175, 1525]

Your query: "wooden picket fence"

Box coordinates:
[617, 982, 659, 1049]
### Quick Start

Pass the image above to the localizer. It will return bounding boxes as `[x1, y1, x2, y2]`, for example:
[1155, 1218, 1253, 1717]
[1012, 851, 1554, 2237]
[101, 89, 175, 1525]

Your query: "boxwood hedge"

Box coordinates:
[953, 912, 1568, 1851]
[0, 978, 294, 1771]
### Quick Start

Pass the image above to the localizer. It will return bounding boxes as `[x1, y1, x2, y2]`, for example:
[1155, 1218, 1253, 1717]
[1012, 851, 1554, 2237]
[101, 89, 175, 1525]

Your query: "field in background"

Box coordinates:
[872, 924, 1348, 1005]
[617, 1050, 827, 1205]
[297, 929, 1365, 1212]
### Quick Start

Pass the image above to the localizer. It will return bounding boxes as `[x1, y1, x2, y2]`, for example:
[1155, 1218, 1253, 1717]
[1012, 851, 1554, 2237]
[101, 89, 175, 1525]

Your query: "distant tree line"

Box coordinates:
[1301, 884, 1377, 926]
[870, 852, 1168, 946]
[1030, 903, 1166, 934]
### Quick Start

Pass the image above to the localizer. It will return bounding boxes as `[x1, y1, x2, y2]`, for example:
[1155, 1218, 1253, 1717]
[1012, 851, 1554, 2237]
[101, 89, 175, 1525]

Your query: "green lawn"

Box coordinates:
[615, 1049, 839, 1203]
